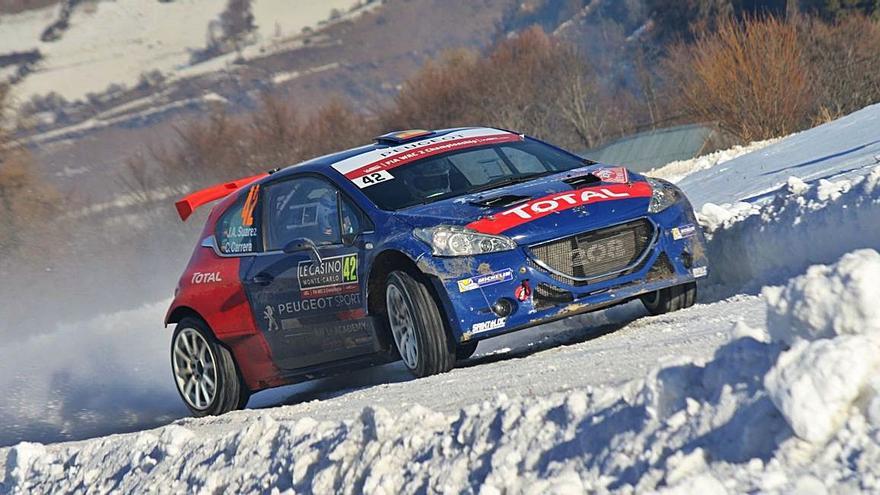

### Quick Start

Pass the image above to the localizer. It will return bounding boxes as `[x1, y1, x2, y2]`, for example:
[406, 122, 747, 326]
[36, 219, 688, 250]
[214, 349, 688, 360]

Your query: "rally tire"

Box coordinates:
[456, 342, 479, 361]
[385, 271, 456, 377]
[171, 317, 250, 417]
[641, 282, 697, 316]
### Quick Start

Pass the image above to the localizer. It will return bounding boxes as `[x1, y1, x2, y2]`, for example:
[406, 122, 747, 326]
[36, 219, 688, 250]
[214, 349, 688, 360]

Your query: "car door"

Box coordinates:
[242, 174, 380, 371]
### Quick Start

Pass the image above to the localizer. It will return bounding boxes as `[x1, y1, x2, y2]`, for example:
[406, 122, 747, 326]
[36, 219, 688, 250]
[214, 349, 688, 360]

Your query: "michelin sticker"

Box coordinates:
[671, 224, 697, 240]
[457, 268, 515, 293]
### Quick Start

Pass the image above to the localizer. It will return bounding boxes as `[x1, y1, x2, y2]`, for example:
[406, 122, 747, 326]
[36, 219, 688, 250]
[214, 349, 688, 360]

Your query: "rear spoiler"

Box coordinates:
[174, 173, 268, 221]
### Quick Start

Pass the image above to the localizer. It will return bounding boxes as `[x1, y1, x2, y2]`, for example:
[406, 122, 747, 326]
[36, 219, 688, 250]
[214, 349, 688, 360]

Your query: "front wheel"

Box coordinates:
[385, 271, 456, 378]
[640, 282, 697, 316]
[171, 317, 250, 417]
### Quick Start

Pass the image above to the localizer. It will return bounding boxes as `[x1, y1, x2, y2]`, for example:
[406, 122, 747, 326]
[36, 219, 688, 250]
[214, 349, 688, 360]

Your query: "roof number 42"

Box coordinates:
[352, 170, 395, 188]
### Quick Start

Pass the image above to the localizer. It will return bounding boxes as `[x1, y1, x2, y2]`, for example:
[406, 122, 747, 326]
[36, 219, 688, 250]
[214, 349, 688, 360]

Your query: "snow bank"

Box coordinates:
[698, 167, 880, 298]
[761, 250, 880, 444]
[0, 300, 185, 447]
[0, 336, 785, 493]
[763, 249, 880, 344]
[5, 253, 880, 493]
[764, 336, 879, 444]
[647, 138, 780, 183]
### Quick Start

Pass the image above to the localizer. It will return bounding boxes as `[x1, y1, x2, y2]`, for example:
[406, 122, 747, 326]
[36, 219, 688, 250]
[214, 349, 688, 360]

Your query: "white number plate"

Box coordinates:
[352, 170, 395, 188]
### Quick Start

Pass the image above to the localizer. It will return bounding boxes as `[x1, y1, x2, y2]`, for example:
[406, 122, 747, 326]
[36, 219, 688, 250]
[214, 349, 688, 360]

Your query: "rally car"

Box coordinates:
[166, 127, 708, 416]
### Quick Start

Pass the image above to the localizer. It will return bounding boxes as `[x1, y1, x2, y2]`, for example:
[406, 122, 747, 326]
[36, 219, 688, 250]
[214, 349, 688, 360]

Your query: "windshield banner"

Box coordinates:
[331, 128, 523, 188]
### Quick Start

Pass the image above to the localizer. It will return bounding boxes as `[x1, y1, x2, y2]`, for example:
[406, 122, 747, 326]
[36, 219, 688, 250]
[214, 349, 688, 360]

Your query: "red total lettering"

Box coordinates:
[467, 182, 653, 235]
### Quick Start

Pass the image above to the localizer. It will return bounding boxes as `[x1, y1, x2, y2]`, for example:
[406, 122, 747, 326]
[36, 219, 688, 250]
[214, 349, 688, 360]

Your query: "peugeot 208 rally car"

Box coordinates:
[166, 128, 708, 416]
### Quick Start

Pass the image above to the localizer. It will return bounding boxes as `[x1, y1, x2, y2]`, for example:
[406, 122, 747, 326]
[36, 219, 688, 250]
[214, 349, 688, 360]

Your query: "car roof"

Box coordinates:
[268, 126, 515, 180]
[174, 127, 519, 221]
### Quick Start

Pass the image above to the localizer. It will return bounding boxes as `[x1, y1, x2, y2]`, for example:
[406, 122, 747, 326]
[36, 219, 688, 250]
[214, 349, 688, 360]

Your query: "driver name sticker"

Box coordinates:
[351, 170, 395, 189]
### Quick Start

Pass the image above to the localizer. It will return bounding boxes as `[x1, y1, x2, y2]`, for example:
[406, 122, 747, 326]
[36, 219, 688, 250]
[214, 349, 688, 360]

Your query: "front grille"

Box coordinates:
[529, 219, 654, 284]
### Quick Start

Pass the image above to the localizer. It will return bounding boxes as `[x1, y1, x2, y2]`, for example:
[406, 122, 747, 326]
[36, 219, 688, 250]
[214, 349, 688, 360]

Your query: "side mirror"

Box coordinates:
[283, 238, 322, 262]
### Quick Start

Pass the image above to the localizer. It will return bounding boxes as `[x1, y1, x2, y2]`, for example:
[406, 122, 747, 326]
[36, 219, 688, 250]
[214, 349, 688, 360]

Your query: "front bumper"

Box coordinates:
[423, 203, 709, 343]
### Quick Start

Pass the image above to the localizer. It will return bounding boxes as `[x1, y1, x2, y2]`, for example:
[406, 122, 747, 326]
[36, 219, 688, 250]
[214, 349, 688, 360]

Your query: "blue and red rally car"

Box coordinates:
[166, 128, 708, 415]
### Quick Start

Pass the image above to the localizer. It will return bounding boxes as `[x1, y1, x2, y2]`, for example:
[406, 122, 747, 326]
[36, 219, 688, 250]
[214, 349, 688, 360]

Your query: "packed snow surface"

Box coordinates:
[4, 252, 880, 493]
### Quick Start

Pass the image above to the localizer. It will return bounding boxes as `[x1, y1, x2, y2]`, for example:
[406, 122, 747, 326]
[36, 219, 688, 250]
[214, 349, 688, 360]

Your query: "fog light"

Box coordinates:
[492, 298, 514, 317]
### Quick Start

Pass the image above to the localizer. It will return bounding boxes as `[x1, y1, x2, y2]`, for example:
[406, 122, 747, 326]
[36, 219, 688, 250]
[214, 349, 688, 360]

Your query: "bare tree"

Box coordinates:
[0, 84, 61, 257]
[663, 16, 813, 142]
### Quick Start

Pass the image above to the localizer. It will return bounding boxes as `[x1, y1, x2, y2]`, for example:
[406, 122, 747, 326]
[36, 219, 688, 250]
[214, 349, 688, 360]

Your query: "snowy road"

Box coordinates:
[0, 295, 769, 492]
[200, 296, 764, 436]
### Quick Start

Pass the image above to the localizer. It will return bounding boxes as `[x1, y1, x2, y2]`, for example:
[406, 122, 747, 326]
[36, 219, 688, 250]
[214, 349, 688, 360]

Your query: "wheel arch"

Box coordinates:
[165, 305, 205, 328]
[166, 305, 254, 394]
[367, 249, 456, 349]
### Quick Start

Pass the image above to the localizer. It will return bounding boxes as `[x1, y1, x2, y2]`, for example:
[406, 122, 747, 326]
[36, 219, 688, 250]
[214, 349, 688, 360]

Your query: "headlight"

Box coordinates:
[413, 225, 517, 257]
[647, 178, 683, 213]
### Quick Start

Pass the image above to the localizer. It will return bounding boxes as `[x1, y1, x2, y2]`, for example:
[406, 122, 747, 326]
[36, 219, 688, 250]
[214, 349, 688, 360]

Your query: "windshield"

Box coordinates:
[360, 140, 587, 210]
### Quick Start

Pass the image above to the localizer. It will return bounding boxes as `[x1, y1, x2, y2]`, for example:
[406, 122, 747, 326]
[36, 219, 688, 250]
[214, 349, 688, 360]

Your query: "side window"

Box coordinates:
[502, 146, 547, 174]
[265, 177, 341, 250]
[215, 185, 262, 255]
[340, 196, 373, 237]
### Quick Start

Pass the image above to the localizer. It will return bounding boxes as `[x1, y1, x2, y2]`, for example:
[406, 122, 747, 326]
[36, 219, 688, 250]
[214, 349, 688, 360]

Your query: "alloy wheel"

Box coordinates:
[386, 283, 420, 369]
[172, 328, 218, 410]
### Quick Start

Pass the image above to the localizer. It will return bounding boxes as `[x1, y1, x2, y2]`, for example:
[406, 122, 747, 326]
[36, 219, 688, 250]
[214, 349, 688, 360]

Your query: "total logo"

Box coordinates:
[501, 188, 630, 220]
[468, 182, 653, 235]
[191, 271, 223, 284]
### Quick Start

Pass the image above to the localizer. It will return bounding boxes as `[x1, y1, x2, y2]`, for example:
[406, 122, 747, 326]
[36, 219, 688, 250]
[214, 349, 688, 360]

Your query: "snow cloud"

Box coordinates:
[0, 300, 185, 447]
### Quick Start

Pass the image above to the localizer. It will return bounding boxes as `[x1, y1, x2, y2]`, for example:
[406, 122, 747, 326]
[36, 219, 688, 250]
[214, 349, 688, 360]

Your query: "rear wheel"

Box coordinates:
[385, 271, 456, 377]
[641, 282, 697, 316]
[171, 317, 250, 417]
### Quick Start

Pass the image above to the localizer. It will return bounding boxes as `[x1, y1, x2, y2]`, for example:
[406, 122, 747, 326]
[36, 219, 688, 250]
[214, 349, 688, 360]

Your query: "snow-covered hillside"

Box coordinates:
[0, 0, 364, 102]
[3, 104, 880, 493]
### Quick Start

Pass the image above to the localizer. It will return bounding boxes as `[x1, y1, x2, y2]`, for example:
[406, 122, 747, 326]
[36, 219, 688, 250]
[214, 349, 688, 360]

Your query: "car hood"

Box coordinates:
[393, 166, 655, 245]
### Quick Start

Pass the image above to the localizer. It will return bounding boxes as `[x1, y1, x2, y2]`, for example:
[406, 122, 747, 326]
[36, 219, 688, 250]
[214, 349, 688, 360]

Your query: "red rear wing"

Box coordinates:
[175, 173, 269, 221]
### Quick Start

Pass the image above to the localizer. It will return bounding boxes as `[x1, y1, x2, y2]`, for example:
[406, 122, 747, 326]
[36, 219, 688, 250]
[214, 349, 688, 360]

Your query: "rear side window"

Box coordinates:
[215, 185, 262, 255]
